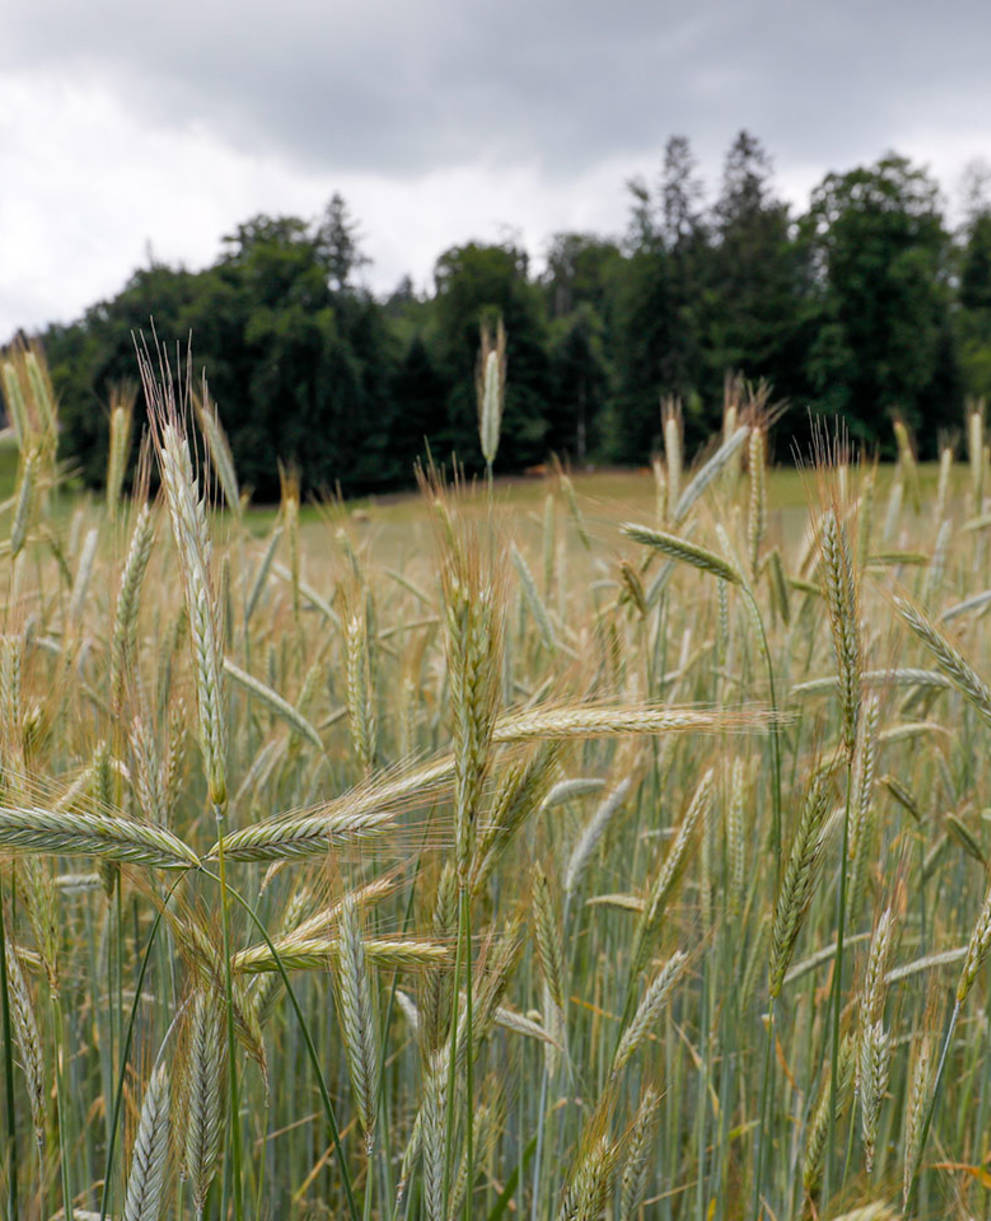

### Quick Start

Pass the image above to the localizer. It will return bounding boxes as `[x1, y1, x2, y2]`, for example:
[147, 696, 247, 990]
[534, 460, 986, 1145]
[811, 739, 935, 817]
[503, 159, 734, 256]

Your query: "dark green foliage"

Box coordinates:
[547, 305, 611, 462]
[31, 146, 989, 496]
[388, 336, 447, 478]
[956, 204, 991, 401]
[48, 208, 399, 500]
[703, 133, 806, 409]
[961, 214, 991, 313]
[431, 241, 552, 472]
[799, 154, 960, 452]
[606, 247, 703, 462]
[605, 137, 708, 460]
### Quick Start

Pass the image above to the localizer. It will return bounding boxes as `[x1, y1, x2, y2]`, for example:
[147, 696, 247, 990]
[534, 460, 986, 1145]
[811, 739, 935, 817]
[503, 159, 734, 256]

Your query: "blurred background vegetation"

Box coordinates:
[18, 133, 991, 500]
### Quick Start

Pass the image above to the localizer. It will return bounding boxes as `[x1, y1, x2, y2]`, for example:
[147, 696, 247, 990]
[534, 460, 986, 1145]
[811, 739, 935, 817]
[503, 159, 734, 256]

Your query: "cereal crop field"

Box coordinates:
[0, 345, 989, 1220]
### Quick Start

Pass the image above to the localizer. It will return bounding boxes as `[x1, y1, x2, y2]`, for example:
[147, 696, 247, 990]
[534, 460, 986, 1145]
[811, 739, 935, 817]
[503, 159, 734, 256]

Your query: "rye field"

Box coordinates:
[2, 344, 991, 1220]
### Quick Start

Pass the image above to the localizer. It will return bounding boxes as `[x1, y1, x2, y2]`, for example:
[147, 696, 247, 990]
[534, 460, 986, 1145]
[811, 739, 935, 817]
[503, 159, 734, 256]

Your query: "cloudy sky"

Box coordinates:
[2, 0, 989, 339]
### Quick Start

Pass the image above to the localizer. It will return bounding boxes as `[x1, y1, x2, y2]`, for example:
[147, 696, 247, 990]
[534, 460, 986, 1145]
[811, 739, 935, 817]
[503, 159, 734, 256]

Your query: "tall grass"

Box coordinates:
[0, 344, 990, 1218]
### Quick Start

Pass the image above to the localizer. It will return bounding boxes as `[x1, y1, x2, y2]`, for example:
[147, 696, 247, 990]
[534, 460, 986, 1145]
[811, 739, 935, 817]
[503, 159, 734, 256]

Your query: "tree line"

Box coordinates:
[35, 132, 991, 499]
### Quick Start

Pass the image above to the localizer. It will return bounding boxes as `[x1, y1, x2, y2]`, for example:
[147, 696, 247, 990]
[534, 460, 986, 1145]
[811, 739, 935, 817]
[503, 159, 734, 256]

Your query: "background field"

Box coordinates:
[1, 351, 991, 1220]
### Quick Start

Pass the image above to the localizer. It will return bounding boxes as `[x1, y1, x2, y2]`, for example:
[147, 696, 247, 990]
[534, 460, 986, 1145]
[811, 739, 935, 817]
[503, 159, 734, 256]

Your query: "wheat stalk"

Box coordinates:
[894, 595, 991, 729]
[671, 423, 749, 523]
[335, 894, 380, 1152]
[619, 1087, 660, 1221]
[476, 317, 506, 469]
[68, 527, 99, 622]
[140, 349, 227, 808]
[563, 778, 632, 901]
[224, 658, 323, 753]
[344, 608, 377, 774]
[10, 449, 37, 558]
[848, 695, 880, 916]
[748, 425, 766, 578]
[206, 807, 395, 863]
[512, 543, 558, 651]
[122, 1063, 170, 1221]
[105, 388, 135, 518]
[621, 522, 743, 585]
[769, 768, 830, 998]
[195, 387, 240, 516]
[557, 1135, 619, 1221]
[630, 770, 711, 979]
[182, 991, 225, 1218]
[472, 743, 559, 892]
[233, 935, 450, 975]
[903, 1033, 934, 1209]
[4, 939, 44, 1150]
[110, 504, 156, 706]
[820, 508, 861, 753]
[663, 401, 682, 520]
[859, 1019, 890, 1173]
[612, 951, 687, 1075]
[727, 758, 746, 918]
[803, 1034, 856, 1200]
[495, 705, 768, 742]
[0, 805, 198, 867]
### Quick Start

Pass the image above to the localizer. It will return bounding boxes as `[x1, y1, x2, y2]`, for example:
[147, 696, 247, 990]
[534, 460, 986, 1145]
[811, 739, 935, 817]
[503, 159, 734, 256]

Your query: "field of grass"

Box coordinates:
[2, 345, 991, 1220]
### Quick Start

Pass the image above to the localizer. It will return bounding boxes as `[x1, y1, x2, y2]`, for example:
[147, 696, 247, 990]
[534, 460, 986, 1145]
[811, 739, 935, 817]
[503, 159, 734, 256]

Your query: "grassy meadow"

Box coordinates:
[2, 344, 991, 1220]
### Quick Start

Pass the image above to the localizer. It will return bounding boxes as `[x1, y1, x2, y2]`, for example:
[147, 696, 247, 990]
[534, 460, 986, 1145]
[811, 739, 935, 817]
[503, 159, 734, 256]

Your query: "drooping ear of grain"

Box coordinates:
[895, 595, 991, 729]
[621, 522, 743, 585]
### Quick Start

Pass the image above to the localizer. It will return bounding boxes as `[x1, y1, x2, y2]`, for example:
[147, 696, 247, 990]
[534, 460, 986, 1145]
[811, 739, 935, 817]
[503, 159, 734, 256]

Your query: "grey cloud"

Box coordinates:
[3, 0, 990, 185]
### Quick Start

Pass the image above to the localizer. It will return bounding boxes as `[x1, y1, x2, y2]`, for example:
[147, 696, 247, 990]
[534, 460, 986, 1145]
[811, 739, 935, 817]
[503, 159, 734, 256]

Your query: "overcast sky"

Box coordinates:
[2, 0, 990, 339]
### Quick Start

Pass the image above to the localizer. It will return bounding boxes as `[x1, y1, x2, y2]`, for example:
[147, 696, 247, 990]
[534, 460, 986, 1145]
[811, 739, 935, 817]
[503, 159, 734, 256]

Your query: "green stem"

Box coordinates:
[824, 758, 854, 1208]
[529, 1065, 550, 1221]
[442, 886, 465, 1212]
[215, 801, 244, 1221]
[462, 885, 474, 1221]
[375, 851, 423, 1210]
[51, 990, 73, 1221]
[0, 889, 18, 1220]
[906, 1000, 960, 1215]
[743, 586, 783, 884]
[752, 1000, 775, 1221]
[99, 873, 186, 1221]
[198, 867, 360, 1221]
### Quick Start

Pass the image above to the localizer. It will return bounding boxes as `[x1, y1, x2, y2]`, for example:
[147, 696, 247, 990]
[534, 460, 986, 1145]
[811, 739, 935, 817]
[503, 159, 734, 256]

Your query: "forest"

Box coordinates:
[32, 131, 991, 499]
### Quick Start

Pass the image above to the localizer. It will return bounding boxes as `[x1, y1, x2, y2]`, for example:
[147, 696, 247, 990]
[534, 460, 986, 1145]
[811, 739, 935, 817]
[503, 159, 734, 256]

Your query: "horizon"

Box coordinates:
[3, 0, 990, 339]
